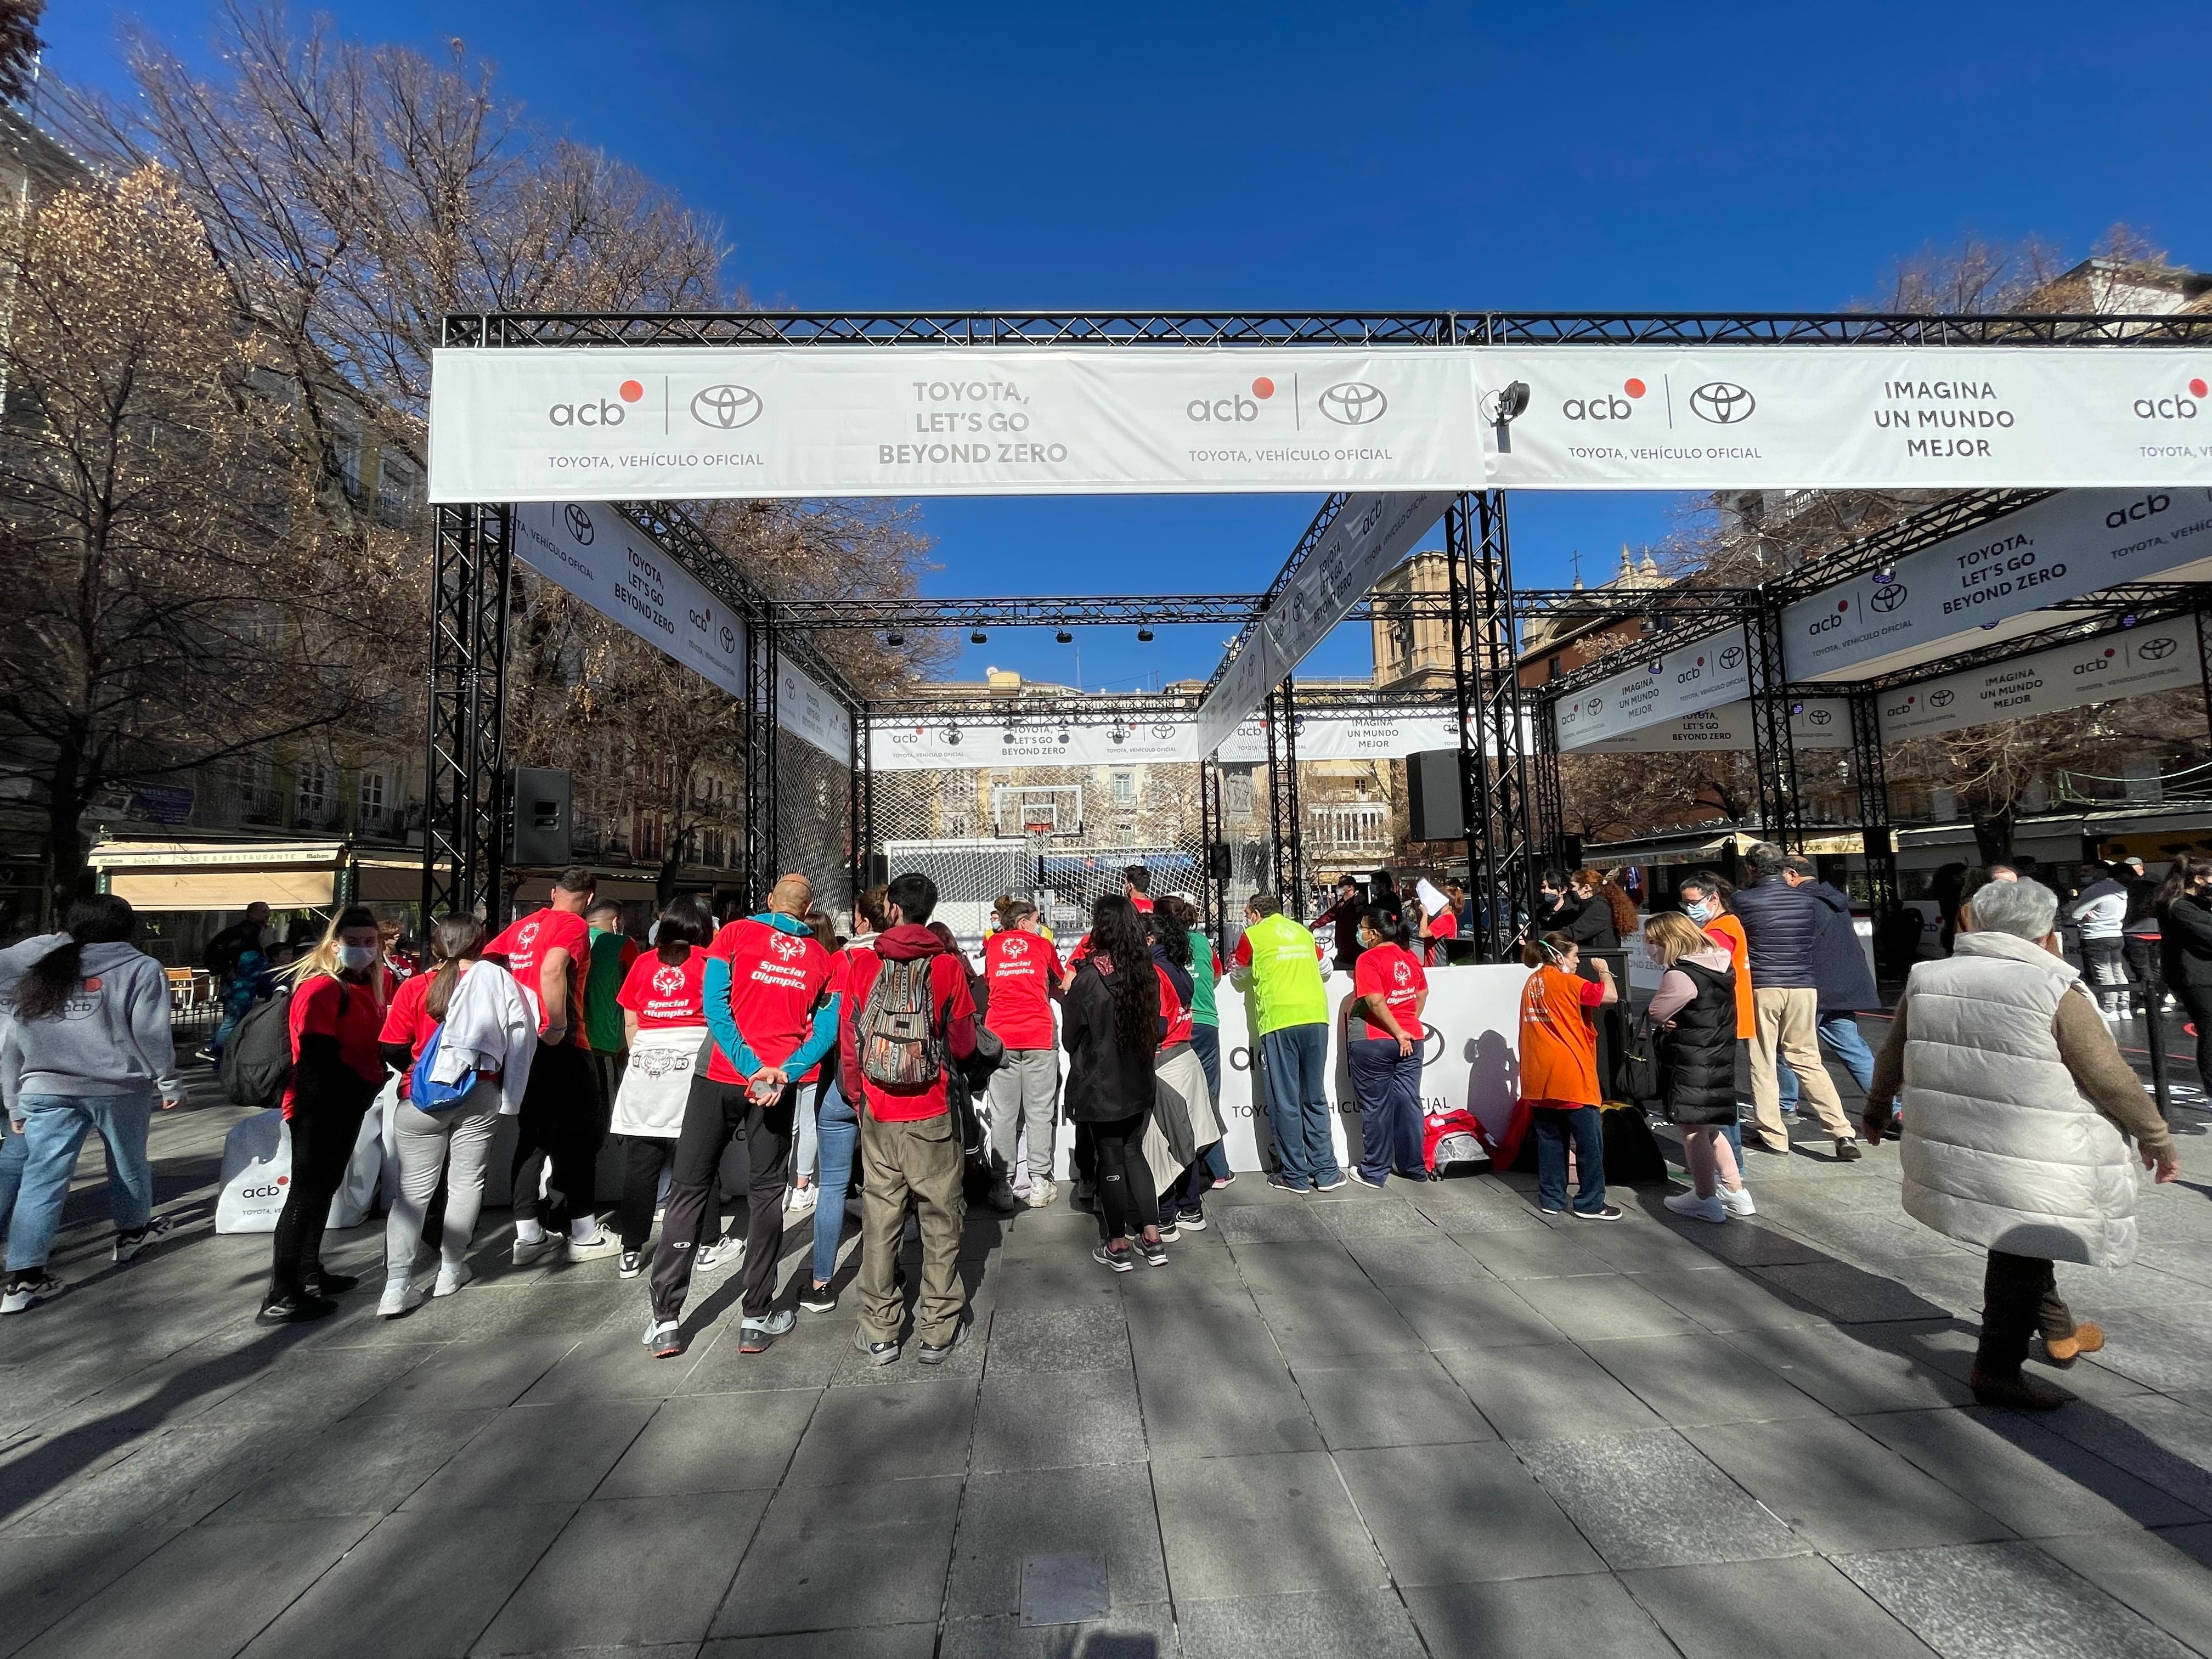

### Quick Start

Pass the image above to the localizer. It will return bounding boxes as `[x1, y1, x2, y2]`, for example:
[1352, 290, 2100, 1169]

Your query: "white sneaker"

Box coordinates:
[566, 1231, 620, 1262]
[377, 1279, 421, 1318]
[1, 1272, 64, 1314]
[1024, 1177, 1058, 1209]
[433, 1261, 473, 1297]
[1717, 1186, 1757, 1218]
[785, 1185, 818, 1215]
[511, 1232, 557, 1267]
[695, 1238, 743, 1274]
[986, 1181, 1020, 1214]
[1664, 1190, 1727, 1224]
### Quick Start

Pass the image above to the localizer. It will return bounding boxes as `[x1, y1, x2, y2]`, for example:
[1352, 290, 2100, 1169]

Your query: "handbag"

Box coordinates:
[1621, 1015, 1662, 1103]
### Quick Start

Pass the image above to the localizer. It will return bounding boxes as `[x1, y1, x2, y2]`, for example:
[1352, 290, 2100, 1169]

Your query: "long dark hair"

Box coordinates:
[1087, 893, 1155, 1054]
[1146, 907, 1192, 969]
[2155, 857, 2212, 916]
[654, 897, 708, 966]
[424, 915, 487, 1023]
[1362, 902, 1408, 947]
[13, 896, 138, 1023]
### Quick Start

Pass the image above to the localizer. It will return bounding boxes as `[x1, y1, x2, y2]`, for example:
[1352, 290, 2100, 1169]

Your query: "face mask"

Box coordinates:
[1684, 900, 1713, 923]
[339, 944, 377, 973]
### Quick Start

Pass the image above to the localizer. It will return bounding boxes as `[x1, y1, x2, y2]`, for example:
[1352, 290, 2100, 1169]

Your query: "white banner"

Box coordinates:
[431, 347, 1489, 503]
[1215, 706, 1475, 764]
[1477, 348, 2212, 490]
[866, 704, 1476, 772]
[1877, 622, 2202, 741]
[1784, 488, 2212, 682]
[512, 501, 747, 698]
[774, 657, 854, 765]
[1577, 696, 1852, 753]
[1556, 630, 1753, 751]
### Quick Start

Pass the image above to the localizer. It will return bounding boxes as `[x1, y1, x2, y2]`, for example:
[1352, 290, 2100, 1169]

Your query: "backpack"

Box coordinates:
[406, 1021, 477, 1113]
[221, 981, 346, 1111]
[860, 956, 943, 1089]
[1423, 1106, 1489, 1177]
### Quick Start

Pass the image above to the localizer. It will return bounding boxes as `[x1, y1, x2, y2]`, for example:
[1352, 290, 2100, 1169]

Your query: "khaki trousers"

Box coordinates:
[856, 1106, 967, 1346]
[1748, 986, 1853, 1147]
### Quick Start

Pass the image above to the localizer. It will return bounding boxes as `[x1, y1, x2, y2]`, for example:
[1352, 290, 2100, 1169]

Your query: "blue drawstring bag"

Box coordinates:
[408, 1023, 479, 1113]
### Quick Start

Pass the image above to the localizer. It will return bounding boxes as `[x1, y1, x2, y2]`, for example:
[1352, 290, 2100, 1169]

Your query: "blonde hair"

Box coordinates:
[1641, 911, 1713, 967]
[285, 905, 389, 1015]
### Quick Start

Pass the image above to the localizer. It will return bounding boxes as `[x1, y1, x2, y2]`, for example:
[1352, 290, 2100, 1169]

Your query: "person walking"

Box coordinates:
[608, 899, 719, 1279]
[1516, 933, 1622, 1220]
[838, 872, 979, 1364]
[1231, 893, 1341, 1193]
[2120, 856, 2164, 1017]
[1729, 842, 1861, 1161]
[1775, 855, 1881, 1116]
[979, 899, 1064, 1214]
[1643, 912, 1753, 1223]
[2155, 858, 2212, 1087]
[1063, 894, 1169, 1271]
[487, 868, 616, 1265]
[1346, 905, 1429, 1189]
[645, 874, 837, 1359]
[1, 898, 183, 1315]
[374, 915, 535, 1317]
[797, 889, 887, 1315]
[2066, 862, 2131, 1020]
[1148, 908, 1221, 1237]
[1862, 877, 2178, 1409]
[259, 907, 396, 1323]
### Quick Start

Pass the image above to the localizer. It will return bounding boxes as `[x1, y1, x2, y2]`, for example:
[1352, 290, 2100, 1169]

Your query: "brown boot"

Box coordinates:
[2040, 1322, 2105, 1368]
[1970, 1367, 2072, 1410]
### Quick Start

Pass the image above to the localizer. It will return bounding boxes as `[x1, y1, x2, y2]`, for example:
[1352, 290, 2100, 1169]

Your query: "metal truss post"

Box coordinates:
[743, 614, 779, 900]
[1200, 755, 1228, 953]
[1531, 698, 1566, 875]
[421, 503, 512, 926]
[848, 706, 868, 917]
[1263, 683, 1302, 904]
[2198, 608, 2212, 754]
[1745, 604, 1804, 853]
[1848, 693, 1898, 915]
[1444, 494, 1537, 960]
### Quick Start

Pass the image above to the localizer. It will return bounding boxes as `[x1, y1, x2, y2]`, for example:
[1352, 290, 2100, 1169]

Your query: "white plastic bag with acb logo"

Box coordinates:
[215, 1106, 388, 1233]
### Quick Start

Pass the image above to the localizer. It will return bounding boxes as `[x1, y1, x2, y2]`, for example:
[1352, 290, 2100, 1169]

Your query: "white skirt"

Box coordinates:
[610, 1025, 709, 1139]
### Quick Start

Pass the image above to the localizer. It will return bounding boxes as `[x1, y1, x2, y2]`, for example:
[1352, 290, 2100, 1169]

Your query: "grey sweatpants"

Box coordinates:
[384, 1079, 501, 1278]
[986, 1047, 1059, 1180]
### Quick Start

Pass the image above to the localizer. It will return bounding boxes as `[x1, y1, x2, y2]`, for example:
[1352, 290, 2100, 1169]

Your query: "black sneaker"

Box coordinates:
[853, 1327, 901, 1366]
[1176, 1210, 1207, 1231]
[256, 1292, 338, 1324]
[1571, 1205, 1626, 1222]
[798, 1281, 838, 1314]
[1136, 1237, 1170, 1267]
[917, 1321, 970, 1365]
[302, 1269, 358, 1298]
[1093, 1243, 1136, 1274]
[1155, 1220, 1181, 1242]
[1314, 1173, 1347, 1193]
[618, 1250, 645, 1279]
[1835, 1138, 1863, 1163]
[1265, 1174, 1311, 1195]
[114, 1214, 174, 1263]
[2, 1272, 65, 1314]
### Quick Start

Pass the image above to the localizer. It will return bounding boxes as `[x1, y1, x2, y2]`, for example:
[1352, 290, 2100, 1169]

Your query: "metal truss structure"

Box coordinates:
[1443, 495, 1538, 959]
[422, 504, 515, 923]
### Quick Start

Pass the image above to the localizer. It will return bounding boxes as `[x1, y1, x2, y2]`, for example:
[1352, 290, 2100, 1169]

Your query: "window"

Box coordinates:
[1111, 771, 1135, 805]
[238, 752, 275, 817]
[295, 757, 329, 822]
[374, 455, 422, 526]
[357, 766, 388, 828]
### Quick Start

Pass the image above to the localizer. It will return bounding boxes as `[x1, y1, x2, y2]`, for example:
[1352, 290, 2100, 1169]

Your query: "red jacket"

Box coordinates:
[837, 923, 977, 1122]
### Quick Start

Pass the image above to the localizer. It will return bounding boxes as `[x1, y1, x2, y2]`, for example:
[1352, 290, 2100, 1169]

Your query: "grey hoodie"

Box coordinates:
[1, 940, 180, 1107]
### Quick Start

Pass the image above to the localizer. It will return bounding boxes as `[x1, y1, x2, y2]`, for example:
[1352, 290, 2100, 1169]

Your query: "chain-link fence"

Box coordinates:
[774, 726, 855, 919]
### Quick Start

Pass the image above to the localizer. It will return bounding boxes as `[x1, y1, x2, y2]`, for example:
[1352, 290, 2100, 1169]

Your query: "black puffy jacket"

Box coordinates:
[2162, 894, 2212, 990]
[1729, 877, 1823, 990]
[1658, 958, 1737, 1125]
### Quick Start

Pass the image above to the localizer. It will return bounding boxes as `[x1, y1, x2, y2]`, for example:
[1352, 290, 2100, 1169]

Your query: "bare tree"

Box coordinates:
[0, 0, 41, 109]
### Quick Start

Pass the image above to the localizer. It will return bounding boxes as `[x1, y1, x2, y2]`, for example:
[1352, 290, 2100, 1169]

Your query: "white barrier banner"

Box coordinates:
[431, 347, 1489, 503]
[1878, 620, 2202, 741]
[1556, 630, 1753, 751]
[1783, 488, 2212, 682]
[512, 501, 746, 698]
[1215, 706, 1476, 763]
[1578, 696, 1852, 753]
[775, 658, 854, 764]
[1477, 348, 2212, 490]
[866, 704, 1477, 772]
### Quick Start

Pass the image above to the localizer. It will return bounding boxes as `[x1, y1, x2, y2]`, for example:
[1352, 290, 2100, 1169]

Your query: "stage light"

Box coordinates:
[1137, 626, 1155, 642]
[886, 631, 905, 646]
[1057, 629, 1073, 644]
[2121, 613, 2138, 628]
[1492, 381, 1531, 424]
[971, 629, 988, 644]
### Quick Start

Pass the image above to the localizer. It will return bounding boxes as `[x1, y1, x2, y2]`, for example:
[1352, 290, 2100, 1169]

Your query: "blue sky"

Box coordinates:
[45, 1, 2211, 691]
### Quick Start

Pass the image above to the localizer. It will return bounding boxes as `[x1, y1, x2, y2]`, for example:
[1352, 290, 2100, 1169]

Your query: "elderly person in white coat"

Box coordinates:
[1864, 877, 2177, 1411]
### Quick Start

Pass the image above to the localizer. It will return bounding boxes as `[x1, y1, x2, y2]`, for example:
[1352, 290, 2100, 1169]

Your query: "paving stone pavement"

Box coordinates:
[5, 1073, 2212, 1658]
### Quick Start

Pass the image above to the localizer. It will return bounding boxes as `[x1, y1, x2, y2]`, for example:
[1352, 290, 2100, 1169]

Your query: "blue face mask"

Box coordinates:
[1684, 900, 1713, 923]
[339, 944, 378, 973]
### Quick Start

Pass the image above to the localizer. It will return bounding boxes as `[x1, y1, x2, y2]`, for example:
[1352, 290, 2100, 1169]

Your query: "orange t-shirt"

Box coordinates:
[1702, 913, 1754, 1040]
[1517, 963, 1604, 1107]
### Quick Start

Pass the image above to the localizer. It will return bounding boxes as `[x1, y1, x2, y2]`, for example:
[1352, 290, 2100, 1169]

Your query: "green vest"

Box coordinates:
[1186, 927, 1220, 1027]
[1240, 913, 1328, 1034]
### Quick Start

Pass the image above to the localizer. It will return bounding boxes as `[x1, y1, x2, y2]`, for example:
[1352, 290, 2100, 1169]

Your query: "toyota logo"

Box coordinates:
[2139, 636, 2179, 659]
[1318, 382, 1388, 425]
[1928, 689, 1956, 707]
[690, 384, 764, 429]
[941, 727, 962, 746]
[1805, 707, 1834, 725]
[1869, 583, 1909, 613]
[1718, 645, 1746, 669]
[563, 505, 595, 544]
[1689, 381, 1756, 424]
[718, 624, 737, 654]
[1422, 1026, 1447, 1065]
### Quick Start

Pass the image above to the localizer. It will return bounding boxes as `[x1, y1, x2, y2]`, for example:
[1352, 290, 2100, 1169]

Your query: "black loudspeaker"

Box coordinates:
[509, 767, 572, 866]
[861, 853, 889, 889]
[1207, 844, 1233, 881]
[1405, 750, 1466, 842]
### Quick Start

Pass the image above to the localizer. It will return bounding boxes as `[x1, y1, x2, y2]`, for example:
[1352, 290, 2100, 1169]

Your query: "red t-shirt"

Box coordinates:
[285, 970, 396, 1118]
[618, 948, 709, 1030]
[1156, 962, 1193, 1048]
[982, 929, 1062, 1049]
[1352, 943, 1428, 1042]
[486, 907, 590, 1044]
[837, 944, 977, 1122]
[378, 973, 437, 1100]
[706, 917, 834, 1085]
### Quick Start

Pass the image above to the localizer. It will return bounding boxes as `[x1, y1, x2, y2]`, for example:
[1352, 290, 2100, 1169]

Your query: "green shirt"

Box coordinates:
[1235, 913, 1328, 1035]
[585, 928, 635, 1052]
[1186, 927, 1220, 1027]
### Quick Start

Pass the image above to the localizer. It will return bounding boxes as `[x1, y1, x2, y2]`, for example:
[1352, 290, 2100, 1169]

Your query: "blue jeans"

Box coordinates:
[1190, 1024, 1228, 1181]
[809, 1080, 859, 1288]
[5, 1090, 156, 1272]
[1347, 1036, 1424, 1183]
[1778, 1013, 1876, 1109]
[1532, 1104, 1607, 1215]
[1260, 1023, 1339, 1189]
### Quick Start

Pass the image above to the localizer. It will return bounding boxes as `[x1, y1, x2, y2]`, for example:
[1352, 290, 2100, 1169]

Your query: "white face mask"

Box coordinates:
[339, 944, 377, 973]
[1684, 899, 1713, 923]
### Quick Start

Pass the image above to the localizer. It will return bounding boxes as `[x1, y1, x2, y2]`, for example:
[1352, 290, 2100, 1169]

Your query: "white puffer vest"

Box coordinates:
[1898, 930, 2136, 1267]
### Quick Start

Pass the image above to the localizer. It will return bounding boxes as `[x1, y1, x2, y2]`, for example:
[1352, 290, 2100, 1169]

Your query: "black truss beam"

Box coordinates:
[422, 503, 513, 926]
[1203, 494, 1350, 698]
[776, 585, 1753, 631]
[864, 684, 1468, 724]
[1849, 589, 2212, 695]
[1759, 490, 2052, 604]
[1849, 693, 1898, 916]
[1444, 493, 1538, 960]
[444, 310, 2212, 349]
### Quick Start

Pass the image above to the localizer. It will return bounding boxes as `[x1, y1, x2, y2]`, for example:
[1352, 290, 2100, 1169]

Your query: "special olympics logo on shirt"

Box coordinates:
[1002, 935, 1028, 958]
[652, 966, 685, 997]
[768, 932, 806, 962]
[1392, 961, 1413, 988]
[518, 921, 541, 950]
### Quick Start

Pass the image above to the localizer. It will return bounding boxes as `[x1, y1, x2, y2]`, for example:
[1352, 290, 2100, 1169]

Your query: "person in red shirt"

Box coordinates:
[837, 871, 978, 1367]
[979, 900, 1064, 1214]
[1346, 906, 1431, 1189]
[484, 867, 611, 1265]
[645, 873, 836, 1359]
[1123, 864, 1155, 914]
[259, 906, 396, 1323]
[1517, 932, 1622, 1220]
